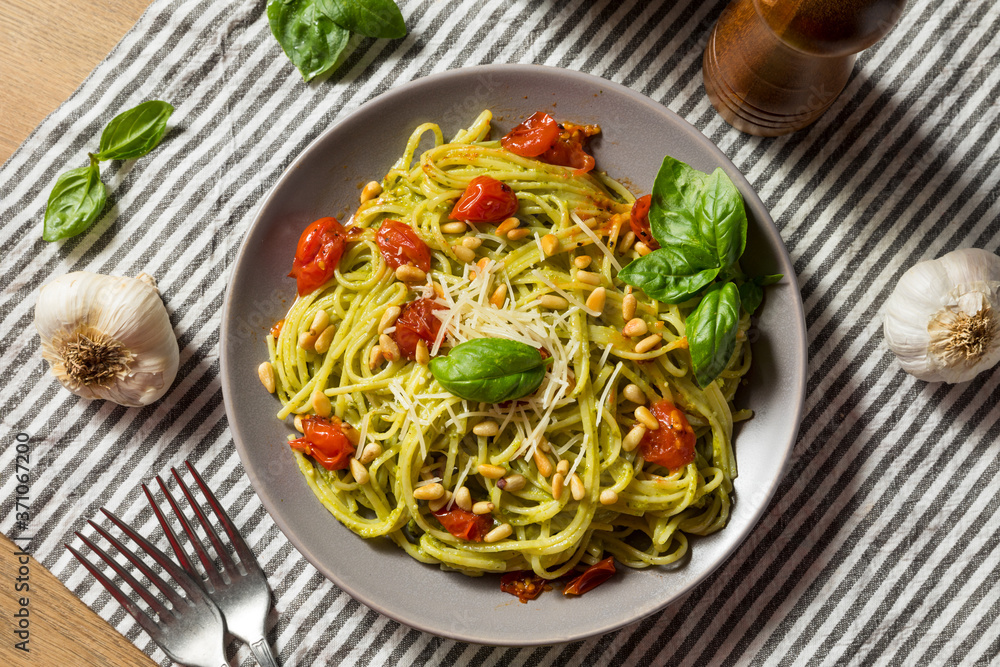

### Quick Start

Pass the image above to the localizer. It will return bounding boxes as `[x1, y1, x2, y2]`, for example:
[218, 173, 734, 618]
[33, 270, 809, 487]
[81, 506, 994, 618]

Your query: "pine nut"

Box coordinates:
[541, 234, 560, 256]
[635, 334, 662, 354]
[600, 489, 618, 505]
[415, 339, 430, 365]
[298, 331, 318, 350]
[497, 474, 526, 492]
[623, 318, 648, 338]
[556, 459, 570, 476]
[472, 501, 495, 515]
[533, 449, 553, 477]
[455, 486, 473, 511]
[369, 345, 383, 370]
[506, 227, 531, 241]
[428, 490, 453, 512]
[576, 270, 601, 286]
[570, 473, 586, 501]
[623, 383, 646, 404]
[462, 236, 482, 250]
[484, 523, 513, 543]
[257, 362, 276, 393]
[313, 325, 336, 354]
[453, 244, 476, 263]
[395, 264, 426, 283]
[490, 284, 507, 308]
[312, 390, 332, 418]
[586, 286, 606, 314]
[496, 217, 519, 236]
[309, 310, 329, 336]
[413, 482, 445, 500]
[622, 423, 647, 452]
[619, 230, 636, 253]
[360, 181, 382, 203]
[478, 464, 506, 479]
[358, 442, 381, 465]
[623, 293, 637, 321]
[473, 420, 499, 437]
[635, 241, 652, 256]
[635, 406, 659, 430]
[539, 439, 552, 453]
[294, 414, 304, 433]
[441, 221, 468, 234]
[574, 255, 592, 269]
[342, 422, 361, 446]
[551, 472, 565, 500]
[379, 306, 401, 334]
[350, 458, 370, 485]
[539, 294, 568, 309]
[379, 333, 400, 361]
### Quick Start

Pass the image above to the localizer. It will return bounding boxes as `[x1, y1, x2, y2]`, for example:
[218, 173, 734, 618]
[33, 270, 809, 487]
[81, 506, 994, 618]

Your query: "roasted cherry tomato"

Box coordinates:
[500, 571, 550, 603]
[638, 400, 696, 471]
[629, 194, 659, 249]
[289, 217, 347, 296]
[270, 319, 285, 339]
[376, 219, 431, 272]
[450, 176, 519, 223]
[289, 415, 356, 471]
[432, 505, 493, 542]
[563, 556, 616, 596]
[539, 122, 599, 175]
[392, 298, 445, 360]
[501, 112, 561, 157]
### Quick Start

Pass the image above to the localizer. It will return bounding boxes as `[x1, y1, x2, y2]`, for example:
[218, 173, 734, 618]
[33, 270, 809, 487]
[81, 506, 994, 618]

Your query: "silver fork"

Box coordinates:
[146, 462, 279, 667]
[67, 509, 228, 667]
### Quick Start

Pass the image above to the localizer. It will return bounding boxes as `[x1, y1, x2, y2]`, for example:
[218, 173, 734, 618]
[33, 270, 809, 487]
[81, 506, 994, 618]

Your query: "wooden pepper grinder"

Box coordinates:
[703, 0, 906, 136]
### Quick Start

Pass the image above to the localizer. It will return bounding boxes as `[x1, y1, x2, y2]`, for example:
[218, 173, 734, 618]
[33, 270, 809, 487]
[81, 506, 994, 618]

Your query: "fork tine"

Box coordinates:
[86, 521, 188, 612]
[143, 481, 199, 581]
[76, 530, 174, 618]
[100, 508, 207, 603]
[184, 461, 261, 569]
[171, 466, 240, 575]
[155, 474, 227, 589]
[66, 543, 163, 643]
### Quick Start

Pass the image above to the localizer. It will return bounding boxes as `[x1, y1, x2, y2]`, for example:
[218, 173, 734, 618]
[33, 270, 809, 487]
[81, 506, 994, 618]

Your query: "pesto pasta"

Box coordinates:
[265, 110, 751, 580]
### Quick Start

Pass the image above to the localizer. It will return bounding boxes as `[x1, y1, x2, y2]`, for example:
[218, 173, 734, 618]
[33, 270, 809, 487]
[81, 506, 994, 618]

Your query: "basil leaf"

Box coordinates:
[686, 282, 741, 388]
[429, 338, 548, 404]
[316, 0, 406, 39]
[93, 101, 174, 161]
[738, 273, 784, 315]
[42, 162, 107, 242]
[618, 245, 720, 304]
[649, 155, 747, 269]
[268, 0, 350, 82]
[759, 273, 783, 286]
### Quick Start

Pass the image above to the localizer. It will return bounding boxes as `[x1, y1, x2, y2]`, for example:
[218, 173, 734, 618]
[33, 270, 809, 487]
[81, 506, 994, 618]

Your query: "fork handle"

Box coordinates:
[250, 638, 280, 667]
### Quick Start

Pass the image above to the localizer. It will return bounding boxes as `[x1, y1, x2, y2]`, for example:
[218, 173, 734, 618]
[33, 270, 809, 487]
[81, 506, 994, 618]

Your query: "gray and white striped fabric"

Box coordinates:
[2, 0, 999, 664]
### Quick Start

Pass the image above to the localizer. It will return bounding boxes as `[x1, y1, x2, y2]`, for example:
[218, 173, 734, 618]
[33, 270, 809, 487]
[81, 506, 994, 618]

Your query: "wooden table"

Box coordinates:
[1, 2, 157, 664]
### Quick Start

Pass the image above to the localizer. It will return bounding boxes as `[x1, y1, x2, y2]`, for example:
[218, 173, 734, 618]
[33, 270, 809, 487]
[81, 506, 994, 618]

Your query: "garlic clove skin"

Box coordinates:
[35, 271, 179, 407]
[884, 248, 1000, 384]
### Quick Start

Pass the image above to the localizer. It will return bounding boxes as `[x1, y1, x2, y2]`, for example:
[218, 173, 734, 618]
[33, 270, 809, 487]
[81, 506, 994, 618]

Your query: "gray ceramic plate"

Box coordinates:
[221, 64, 807, 645]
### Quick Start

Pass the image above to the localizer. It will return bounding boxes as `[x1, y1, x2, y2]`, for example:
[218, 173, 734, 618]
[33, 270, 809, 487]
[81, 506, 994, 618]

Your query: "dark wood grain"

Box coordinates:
[703, 0, 906, 136]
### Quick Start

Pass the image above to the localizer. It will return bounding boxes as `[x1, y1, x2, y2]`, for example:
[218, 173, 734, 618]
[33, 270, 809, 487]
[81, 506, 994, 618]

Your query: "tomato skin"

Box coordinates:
[392, 298, 444, 359]
[450, 176, 519, 223]
[629, 194, 659, 249]
[638, 400, 696, 471]
[500, 571, 550, 603]
[290, 217, 347, 296]
[539, 122, 599, 175]
[376, 219, 431, 272]
[270, 319, 285, 339]
[289, 416, 356, 471]
[563, 557, 616, 596]
[501, 112, 560, 157]
[433, 505, 493, 542]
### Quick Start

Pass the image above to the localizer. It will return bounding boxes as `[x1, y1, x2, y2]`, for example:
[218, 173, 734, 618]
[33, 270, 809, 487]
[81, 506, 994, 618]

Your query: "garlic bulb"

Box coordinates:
[884, 248, 1000, 383]
[34, 272, 179, 406]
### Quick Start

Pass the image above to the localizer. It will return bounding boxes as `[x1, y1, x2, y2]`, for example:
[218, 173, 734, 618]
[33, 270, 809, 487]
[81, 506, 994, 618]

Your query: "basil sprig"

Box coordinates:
[268, 0, 406, 82]
[429, 338, 549, 404]
[618, 156, 782, 388]
[42, 101, 174, 242]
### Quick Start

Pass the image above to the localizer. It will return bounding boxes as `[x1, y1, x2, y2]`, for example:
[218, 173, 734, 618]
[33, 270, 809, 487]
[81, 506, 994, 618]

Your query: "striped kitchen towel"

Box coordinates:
[2, 0, 999, 665]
